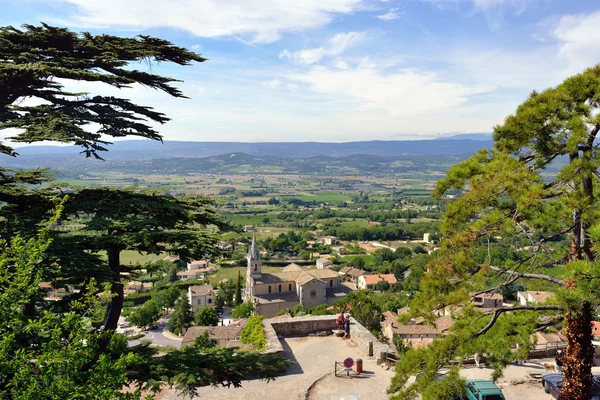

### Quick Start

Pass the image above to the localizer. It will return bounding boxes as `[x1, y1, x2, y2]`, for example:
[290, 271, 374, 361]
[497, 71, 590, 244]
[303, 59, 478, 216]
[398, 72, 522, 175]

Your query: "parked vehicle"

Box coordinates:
[462, 380, 505, 400]
[542, 374, 600, 399]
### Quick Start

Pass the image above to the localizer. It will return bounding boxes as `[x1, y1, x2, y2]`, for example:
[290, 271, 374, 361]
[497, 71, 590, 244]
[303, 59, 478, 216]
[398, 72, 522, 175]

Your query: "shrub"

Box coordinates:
[240, 316, 266, 351]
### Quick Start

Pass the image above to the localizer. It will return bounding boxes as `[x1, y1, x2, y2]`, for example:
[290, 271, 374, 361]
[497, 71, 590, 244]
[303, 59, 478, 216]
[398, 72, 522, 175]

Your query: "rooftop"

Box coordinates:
[188, 284, 214, 296]
[361, 274, 397, 285]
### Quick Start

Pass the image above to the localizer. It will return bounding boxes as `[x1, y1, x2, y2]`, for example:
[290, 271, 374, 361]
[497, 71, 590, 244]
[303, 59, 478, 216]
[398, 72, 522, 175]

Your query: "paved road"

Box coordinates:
[128, 315, 182, 348]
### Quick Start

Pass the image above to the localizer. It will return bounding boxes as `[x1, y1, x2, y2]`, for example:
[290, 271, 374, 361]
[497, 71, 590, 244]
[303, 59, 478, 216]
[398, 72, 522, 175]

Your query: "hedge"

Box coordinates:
[240, 316, 266, 351]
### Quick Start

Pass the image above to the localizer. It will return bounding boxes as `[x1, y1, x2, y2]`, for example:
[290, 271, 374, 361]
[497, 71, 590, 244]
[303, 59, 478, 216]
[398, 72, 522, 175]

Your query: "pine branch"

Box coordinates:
[488, 265, 565, 285]
[474, 305, 564, 338]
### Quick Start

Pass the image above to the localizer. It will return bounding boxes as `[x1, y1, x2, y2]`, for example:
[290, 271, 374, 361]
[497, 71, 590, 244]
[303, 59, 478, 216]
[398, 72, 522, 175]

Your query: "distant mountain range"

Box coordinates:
[2, 135, 494, 170]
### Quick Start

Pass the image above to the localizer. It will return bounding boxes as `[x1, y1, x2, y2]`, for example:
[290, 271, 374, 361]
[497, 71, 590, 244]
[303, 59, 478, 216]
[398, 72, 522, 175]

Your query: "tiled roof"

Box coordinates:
[254, 291, 299, 304]
[295, 272, 323, 285]
[182, 324, 245, 343]
[306, 269, 339, 279]
[393, 324, 441, 335]
[346, 268, 366, 278]
[362, 274, 397, 285]
[339, 267, 352, 274]
[188, 260, 208, 267]
[282, 264, 304, 272]
[188, 284, 214, 296]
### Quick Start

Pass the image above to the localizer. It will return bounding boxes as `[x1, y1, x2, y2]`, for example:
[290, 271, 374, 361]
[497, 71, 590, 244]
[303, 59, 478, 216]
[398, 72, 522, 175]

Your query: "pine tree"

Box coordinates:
[235, 270, 243, 306]
[169, 294, 193, 336]
[390, 65, 600, 400]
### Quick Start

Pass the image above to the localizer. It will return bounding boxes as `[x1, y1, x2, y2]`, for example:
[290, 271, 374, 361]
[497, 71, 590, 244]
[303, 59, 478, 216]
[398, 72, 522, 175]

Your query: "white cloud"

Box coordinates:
[552, 11, 600, 75]
[377, 8, 402, 21]
[191, 44, 202, 51]
[280, 31, 366, 65]
[288, 65, 493, 115]
[52, 0, 363, 44]
[263, 79, 282, 89]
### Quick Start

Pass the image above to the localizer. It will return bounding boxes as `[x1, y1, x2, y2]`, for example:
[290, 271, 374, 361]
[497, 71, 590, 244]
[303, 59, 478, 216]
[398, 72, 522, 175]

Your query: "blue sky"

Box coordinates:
[2, 0, 600, 142]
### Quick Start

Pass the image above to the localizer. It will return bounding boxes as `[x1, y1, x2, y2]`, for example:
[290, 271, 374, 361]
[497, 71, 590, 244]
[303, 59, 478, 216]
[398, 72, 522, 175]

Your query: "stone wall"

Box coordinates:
[262, 315, 392, 361]
[268, 314, 338, 336]
[348, 317, 392, 359]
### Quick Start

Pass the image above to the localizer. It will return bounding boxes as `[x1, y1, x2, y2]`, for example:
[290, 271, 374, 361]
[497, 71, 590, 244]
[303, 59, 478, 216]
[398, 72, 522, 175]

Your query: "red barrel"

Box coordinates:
[356, 358, 363, 373]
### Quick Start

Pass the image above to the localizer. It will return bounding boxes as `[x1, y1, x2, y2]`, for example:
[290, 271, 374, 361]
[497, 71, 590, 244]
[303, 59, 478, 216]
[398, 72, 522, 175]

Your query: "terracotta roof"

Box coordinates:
[317, 258, 333, 265]
[434, 315, 454, 333]
[527, 291, 555, 303]
[188, 260, 208, 267]
[361, 274, 397, 285]
[393, 324, 441, 335]
[383, 311, 398, 322]
[188, 284, 214, 296]
[39, 282, 53, 289]
[339, 267, 352, 274]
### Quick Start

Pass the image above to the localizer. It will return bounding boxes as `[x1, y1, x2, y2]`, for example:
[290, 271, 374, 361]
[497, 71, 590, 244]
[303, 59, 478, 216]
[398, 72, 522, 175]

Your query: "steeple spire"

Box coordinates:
[247, 233, 262, 277]
[249, 233, 261, 260]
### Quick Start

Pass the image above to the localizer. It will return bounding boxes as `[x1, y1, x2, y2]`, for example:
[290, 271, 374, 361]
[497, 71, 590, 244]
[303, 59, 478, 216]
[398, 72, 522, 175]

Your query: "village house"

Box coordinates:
[188, 284, 216, 313]
[517, 291, 555, 305]
[382, 310, 453, 349]
[244, 225, 253, 232]
[471, 292, 504, 309]
[176, 269, 205, 281]
[322, 235, 338, 245]
[357, 274, 397, 290]
[163, 255, 180, 262]
[338, 267, 367, 282]
[316, 257, 334, 269]
[243, 235, 352, 317]
[187, 259, 209, 270]
[182, 319, 248, 347]
[531, 330, 567, 350]
[126, 281, 152, 294]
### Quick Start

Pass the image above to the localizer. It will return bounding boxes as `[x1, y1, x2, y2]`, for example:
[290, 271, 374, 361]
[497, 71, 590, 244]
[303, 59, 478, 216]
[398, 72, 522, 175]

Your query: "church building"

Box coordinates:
[243, 235, 351, 317]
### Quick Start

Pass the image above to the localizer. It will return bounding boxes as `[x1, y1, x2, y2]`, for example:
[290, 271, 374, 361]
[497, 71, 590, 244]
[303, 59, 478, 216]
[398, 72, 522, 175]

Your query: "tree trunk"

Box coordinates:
[102, 246, 123, 331]
[558, 302, 595, 400]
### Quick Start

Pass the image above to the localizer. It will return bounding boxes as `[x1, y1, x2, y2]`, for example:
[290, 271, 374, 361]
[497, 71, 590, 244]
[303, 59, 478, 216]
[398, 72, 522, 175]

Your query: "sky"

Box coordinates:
[2, 0, 600, 142]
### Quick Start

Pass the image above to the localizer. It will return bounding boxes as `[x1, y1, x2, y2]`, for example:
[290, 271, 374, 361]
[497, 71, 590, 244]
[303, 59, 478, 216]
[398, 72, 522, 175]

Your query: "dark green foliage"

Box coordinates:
[193, 331, 216, 349]
[129, 299, 161, 329]
[235, 270, 243, 306]
[375, 280, 391, 291]
[151, 286, 181, 311]
[240, 316, 266, 351]
[309, 304, 337, 316]
[335, 291, 382, 333]
[0, 23, 205, 158]
[289, 304, 308, 317]
[169, 294, 193, 336]
[232, 302, 254, 318]
[195, 306, 218, 327]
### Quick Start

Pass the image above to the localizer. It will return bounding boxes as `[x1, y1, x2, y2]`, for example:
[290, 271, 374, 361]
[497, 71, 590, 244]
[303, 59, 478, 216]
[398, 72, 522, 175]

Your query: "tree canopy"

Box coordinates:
[390, 65, 600, 400]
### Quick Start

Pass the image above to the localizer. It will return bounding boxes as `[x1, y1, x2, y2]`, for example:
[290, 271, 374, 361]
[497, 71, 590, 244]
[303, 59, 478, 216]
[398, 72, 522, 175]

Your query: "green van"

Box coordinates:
[462, 380, 506, 400]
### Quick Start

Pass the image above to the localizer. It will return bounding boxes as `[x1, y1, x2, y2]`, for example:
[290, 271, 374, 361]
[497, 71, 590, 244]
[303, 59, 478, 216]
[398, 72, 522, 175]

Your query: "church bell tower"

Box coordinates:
[247, 233, 262, 278]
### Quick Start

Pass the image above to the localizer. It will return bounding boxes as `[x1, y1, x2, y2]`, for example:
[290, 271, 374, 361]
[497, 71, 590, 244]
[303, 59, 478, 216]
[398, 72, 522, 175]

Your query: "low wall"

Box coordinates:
[269, 315, 338, 336]
[348, 317, 392, 359]
[262, 315, 392, 361]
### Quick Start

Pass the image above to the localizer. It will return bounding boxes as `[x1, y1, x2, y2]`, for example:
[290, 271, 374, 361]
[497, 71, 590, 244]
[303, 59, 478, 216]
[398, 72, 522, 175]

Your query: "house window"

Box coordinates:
[289, 284, 292, 291]
[268, 285, 272, 293]
[197, 299, 201, 305]
[329, 280, 333, 288]
[208, 298, 212, 304]
[254, 263, 258, 271]
[278, 284, 282, 292]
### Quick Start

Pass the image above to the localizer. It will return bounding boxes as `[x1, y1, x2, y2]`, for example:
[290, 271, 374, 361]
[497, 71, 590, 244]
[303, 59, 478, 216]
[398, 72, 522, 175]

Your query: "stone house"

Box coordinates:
[471, 292, 504, 309]
[357, 274, 397, 290]
[517, 291, 555, 305]
[182, 319, 248, 347]
[338, 267, 367, 282]
[188, 284, 216, 314]
[177, 269, 205, 281]
[126, 281, 153, 294]
[316, 257, 334, 269]
[382, 310, 453, 349]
